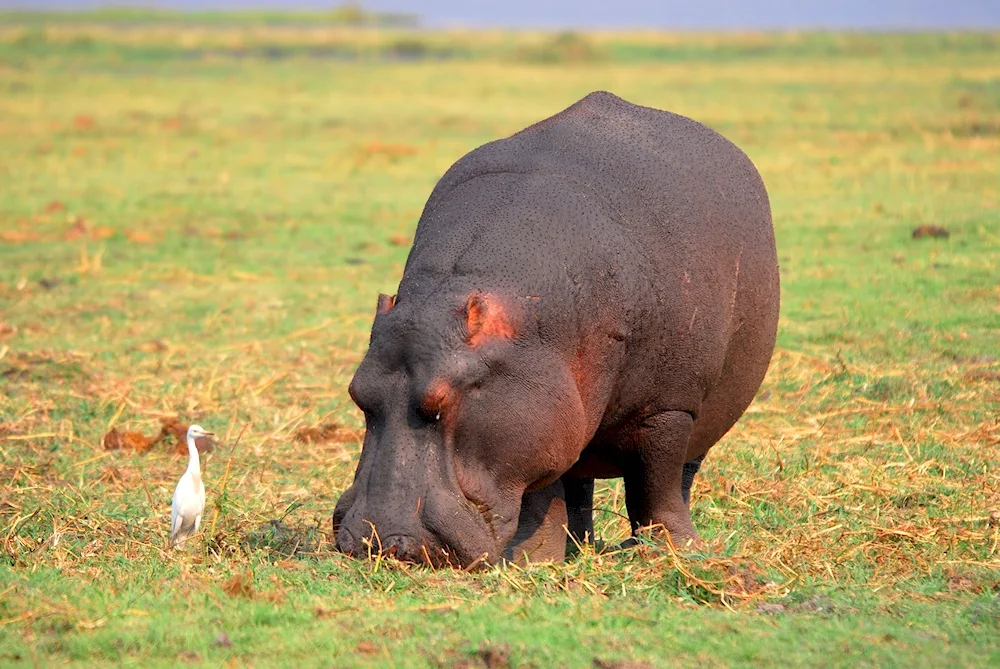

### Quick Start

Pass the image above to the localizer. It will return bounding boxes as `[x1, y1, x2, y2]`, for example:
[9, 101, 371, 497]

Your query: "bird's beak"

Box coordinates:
[203, 432, 215, 437]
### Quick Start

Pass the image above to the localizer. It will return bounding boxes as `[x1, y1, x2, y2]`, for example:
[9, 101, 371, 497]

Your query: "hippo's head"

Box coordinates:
[332, 289, 587, 567]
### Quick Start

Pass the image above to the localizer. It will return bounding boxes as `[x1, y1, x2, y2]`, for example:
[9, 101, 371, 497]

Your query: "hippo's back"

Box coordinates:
[421, 90, 774, 271]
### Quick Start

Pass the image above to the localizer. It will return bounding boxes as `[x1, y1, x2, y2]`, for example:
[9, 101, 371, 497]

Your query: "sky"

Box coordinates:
[6, 0, 1000, 30]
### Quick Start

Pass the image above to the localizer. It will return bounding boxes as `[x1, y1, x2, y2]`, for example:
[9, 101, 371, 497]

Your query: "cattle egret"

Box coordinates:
[170, 424, 213, 548]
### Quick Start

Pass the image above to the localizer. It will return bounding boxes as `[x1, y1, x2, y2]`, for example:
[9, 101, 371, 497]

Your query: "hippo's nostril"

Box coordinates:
[383, 534, 417, 560]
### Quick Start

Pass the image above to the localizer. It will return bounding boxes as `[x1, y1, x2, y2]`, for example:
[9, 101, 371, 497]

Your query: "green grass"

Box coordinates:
[1, 25, 999, 668]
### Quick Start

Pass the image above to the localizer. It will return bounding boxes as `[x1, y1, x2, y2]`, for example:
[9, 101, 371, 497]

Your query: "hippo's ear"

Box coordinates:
[463, 293, 516, 348]
[376, 293, 397, 315]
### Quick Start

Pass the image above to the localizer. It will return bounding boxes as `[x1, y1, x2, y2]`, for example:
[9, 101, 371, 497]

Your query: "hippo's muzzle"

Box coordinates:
[333, 483, 502, 567]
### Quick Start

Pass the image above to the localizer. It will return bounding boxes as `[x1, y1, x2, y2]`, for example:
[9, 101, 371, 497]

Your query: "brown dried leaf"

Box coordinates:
[133, 340, 169, 353]
[125, 230, 155, 244]
[362, 141, 418, 158]
[90, 226, 115, 241]
[73, 115, 96, 130]
[388, 234, 411, 247]
[222, 572, 254, 599]
[157, 417, 216, 455]
[1, 230, 42, 243]
[593, 661, 654, 669]
[294, 421, 341, 444]
[65, 217, 88, 241]
[912, 224, 950, 239]
[355, 640, 379, 655]
[44, 200, 67, 214]
[102, 428, 156, 453]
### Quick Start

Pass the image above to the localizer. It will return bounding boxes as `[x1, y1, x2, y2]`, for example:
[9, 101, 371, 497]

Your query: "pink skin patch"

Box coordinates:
[422, 378, 455, 421]
[463, 293, 516, 348]
[376, 293, 396, 314]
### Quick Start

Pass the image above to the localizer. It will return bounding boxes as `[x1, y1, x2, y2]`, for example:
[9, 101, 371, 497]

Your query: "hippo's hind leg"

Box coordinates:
[681, 454, 705, 508]
[563, 477, 595, 554]
[621, 410, 701, 548]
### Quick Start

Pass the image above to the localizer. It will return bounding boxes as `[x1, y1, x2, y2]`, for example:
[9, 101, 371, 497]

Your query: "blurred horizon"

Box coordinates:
[4, 0, 1000, 30]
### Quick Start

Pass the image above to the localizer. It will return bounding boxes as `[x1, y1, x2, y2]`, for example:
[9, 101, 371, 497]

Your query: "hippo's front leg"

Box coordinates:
[502, 480, 568, 564]
[622, 410, 702, 548]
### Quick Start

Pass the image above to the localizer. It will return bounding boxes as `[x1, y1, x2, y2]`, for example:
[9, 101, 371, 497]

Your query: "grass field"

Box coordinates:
[1, 19, 999, 668]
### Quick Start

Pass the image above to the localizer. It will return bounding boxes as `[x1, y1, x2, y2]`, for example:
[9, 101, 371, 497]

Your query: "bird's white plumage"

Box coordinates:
[169, 424, 212, 548]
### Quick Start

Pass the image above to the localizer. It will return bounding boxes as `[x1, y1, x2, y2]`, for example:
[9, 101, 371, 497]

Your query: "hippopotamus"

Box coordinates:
[332, 90, 779, 567]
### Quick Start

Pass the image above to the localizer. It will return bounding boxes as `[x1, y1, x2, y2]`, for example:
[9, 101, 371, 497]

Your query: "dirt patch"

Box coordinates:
[454, 644, 511, 669]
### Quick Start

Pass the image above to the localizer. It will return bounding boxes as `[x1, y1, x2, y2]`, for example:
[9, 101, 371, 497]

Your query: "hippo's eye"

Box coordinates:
[415, 402, 441, 424]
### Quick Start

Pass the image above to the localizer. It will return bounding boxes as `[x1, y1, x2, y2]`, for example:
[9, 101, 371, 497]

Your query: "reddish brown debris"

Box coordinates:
[73, 115, 96, 130]
[90, 226, 115, 241]
[158, 417, 216, 455]
[222, 572, 254, 599]
[362, 141, 418, 158]
[65, 217, 88, 241]
[911, 224, 949, 239]
[102, 428, 156, 453]
[355, 641, 379, 655]
[294, 421, 341, 444]
[125, 230, 155, 244]
[593, 661, 655, 669]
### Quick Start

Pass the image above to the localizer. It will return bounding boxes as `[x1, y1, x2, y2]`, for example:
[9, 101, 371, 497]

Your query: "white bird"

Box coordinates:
[170, 424, 213, 548]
